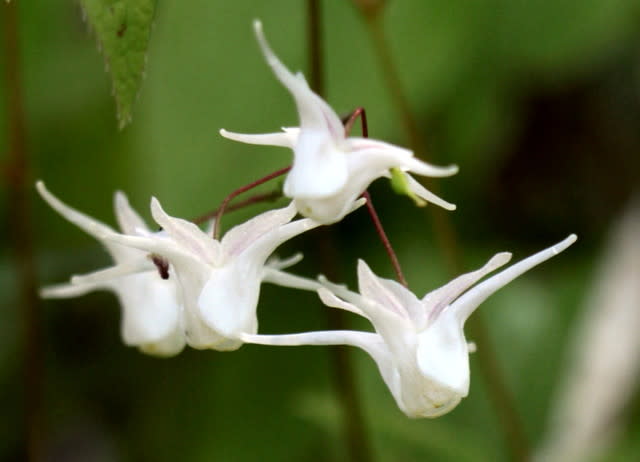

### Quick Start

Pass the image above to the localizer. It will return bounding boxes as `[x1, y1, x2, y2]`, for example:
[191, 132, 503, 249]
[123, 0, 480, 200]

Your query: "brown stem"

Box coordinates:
[344, 107, 407, 287]
[342, 107, 368, 137]
[363, 12, 530, 462]
[4, 2, 44, 461]
[192, 190, 282, 225]
[213, 166, 291, 239]
[362, 191, 408, 287]
[308, 2, 373, 461]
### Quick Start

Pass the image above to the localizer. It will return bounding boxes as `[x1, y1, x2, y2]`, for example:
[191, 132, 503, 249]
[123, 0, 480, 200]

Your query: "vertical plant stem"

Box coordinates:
[307, 2, 373, 461]
[364, 13, 530, 462]
[4, 2, 44, 461]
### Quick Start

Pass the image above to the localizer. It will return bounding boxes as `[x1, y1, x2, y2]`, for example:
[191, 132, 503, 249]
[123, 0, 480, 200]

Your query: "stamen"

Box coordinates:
[149, 254, 170, 280]
[213, 166, 292, 240]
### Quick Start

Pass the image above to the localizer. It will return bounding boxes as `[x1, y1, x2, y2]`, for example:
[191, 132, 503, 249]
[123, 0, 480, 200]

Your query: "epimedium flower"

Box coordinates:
[94, 196, 364, 352]
[37, 181, 186, 357]
[220, 20, 458, 224]
[241, 234, 577, 418]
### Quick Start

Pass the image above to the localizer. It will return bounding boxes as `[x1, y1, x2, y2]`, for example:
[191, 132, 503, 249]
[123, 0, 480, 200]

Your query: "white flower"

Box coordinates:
[220, 20, 458, 224]
[37, 181, 185, 357]
[242, 234, 577, 417]
[95, 197, 363, 351]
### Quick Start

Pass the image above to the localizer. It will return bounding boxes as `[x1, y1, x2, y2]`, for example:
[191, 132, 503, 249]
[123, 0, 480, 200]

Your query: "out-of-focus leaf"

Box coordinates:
[80, 0, 156, 128]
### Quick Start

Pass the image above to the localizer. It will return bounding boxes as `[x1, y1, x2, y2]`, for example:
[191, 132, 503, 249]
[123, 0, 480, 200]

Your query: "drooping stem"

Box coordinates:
[363, 11, 530, 462]
[4, 2, 44, 461]
[361, 191, 408, 287]
[343, 107, 407, 287]
[308, 2, 373, 462]
[213, 166, 291, 239]
[193, 190, 282, 225]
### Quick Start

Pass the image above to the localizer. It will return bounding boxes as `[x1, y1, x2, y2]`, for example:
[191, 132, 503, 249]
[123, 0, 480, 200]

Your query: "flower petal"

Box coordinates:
[150, 197, 221, 265]
[263, 268, 322, 292]
[416, 310, 471, 396]
[114, 191, 149, 234]
[265, 252, 304, 270]
[197, 264, 260, 338]
[253, 20, 344, 140]
[399, 174, 456, 211]
[36, 181, 127, 260]
[357, 259, 412, 321]
[422, 252, 512, 322]
[40, 281, 104, 299]
[221, 201, 298, 258]
[70, 259, 152, 285]
[219, 127, 298, 148]
[450, 234, 578, 324]
[240, 329, 384, 358]
[317, 287, 369, 319]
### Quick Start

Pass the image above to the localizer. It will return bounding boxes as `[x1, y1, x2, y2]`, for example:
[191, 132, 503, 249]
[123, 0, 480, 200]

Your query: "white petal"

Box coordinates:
[318, 275, 361, 305]
[293, 189, 368, 224]
[197, 264, 261, 338]
[36, 181, 125, 260]
[404, 174, 457, 211]
[40, 281, 104, 299]
[266, 252, 304, 270]
[263, 268, 322, 292]
[240, 329, 382, 356]
[348, 138, 458, 178]
[219, 128, 297, 148]
[70, 259, 152, 285]
[116, 272, 182, 345]
[114, 191, 148, 234]
[253, 20, 344, 140]
[416, 310, 470, 396]
[284, 132, 349, 199]
[221, 201, 298, 258]
[150, 197, 221, 265]
[451, 234, 578, 324]
[357, 260, 411, 321]
[317, 287, 369, 319]
[138, 330, 186, 357]
[240, 214, 321, 267]
[374, 277, 426, 328]
[422, 252, 512, 322]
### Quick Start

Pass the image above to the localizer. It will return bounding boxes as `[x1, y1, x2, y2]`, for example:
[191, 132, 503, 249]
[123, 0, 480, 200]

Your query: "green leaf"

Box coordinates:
[80, 0, 157, 128]
[389, 167, 426, 207]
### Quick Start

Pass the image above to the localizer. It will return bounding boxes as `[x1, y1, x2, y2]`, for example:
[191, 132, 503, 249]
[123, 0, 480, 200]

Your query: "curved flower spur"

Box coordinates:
[94, 196, 365, 352]
[37, 181, 186, 357]
[242, 235, 577, 417]
[220, 20, 458, 224]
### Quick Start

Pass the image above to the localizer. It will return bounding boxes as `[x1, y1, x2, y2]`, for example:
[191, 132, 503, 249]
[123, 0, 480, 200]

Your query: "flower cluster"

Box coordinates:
[39, 20, 576, 418]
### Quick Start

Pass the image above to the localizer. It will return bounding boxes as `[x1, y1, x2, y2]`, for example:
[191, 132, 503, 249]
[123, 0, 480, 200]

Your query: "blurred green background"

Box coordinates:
[2, 0, 640, 461]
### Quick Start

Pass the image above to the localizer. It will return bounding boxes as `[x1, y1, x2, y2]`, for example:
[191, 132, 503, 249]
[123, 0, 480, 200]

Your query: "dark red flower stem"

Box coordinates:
[193, 190, 282, 225]
[342, 106, 368, 138]
[213, 166, 291, 239]
[361, 191, 408, 287]
[344, 107, 408, 287]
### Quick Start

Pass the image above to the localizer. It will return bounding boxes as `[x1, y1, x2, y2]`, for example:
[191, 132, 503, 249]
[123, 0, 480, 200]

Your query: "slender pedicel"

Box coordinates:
[213, 166, 291, 240]
[344, 106, 407, 287]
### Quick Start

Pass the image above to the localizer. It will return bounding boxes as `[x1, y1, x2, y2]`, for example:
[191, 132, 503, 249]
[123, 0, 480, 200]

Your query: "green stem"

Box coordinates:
[308, 2, 374, 461]
[364, 12, 530, 462]
[4, 2, 44, 461]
